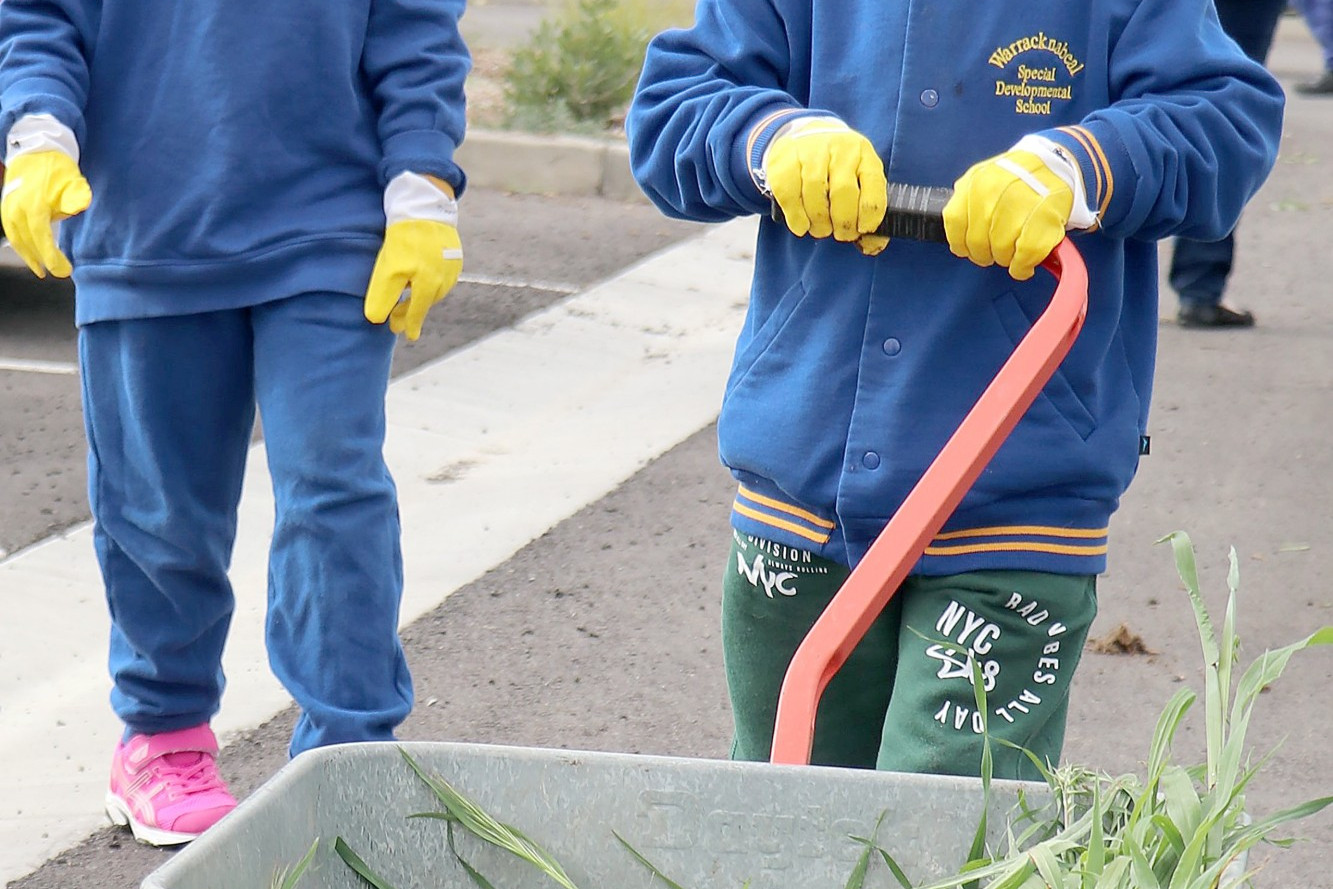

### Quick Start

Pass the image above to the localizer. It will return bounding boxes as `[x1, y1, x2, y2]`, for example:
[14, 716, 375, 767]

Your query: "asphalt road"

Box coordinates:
[4, 14, 1333, 889]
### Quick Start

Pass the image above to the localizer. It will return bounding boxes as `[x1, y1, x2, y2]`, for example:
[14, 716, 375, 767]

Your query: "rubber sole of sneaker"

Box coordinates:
[104, 791, 201, 846]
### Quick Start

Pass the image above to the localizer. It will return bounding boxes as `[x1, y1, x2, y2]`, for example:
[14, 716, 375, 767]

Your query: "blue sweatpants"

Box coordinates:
[79, 292, 411, 757]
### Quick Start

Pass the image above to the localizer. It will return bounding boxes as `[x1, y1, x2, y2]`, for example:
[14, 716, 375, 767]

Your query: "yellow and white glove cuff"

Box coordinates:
[759, 115, 846, 176]
[5, 114, 79, 164]
[1010, 134, 1097, 231]
[383, 170, 459, 227]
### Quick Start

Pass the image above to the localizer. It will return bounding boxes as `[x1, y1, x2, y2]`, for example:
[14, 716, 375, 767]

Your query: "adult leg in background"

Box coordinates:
[1293, 0, 1333, 92]
[1170, 0, 1288, 327]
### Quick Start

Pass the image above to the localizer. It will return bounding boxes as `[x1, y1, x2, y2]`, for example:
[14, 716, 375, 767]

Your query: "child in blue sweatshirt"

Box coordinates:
[0, 0, 469, 845]
[627, 0, 1283, 778]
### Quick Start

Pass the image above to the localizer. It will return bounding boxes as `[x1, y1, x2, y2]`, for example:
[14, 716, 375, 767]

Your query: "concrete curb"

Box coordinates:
[457, 128, 646, 204]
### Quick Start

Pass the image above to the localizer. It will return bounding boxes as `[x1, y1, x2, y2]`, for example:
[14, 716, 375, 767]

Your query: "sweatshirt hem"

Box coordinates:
[71, 236, 382, 325]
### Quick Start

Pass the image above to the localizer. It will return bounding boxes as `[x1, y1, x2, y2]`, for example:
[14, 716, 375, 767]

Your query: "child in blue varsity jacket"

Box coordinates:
[627, 0, 1283, 778]
[0, 0, 468, 845]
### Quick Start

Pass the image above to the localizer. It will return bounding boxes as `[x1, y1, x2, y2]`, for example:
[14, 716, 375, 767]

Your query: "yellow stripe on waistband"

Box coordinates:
[733, 502, 832, 545]
[925, 540, 1109, 557]
[933, 524, 1109, 541]
[736, 486, 836, 529]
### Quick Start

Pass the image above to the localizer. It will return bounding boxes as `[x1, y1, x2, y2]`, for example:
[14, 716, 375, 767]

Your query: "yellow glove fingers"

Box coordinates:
[36, 230, 73, 278]
[825, 139, 866, 242]
[1, 151, 91, 279]
[942, 166, 978, 263]
[856, 148, 889, 236]
[962, 165, 998, 268]
[1009, 200, 1066, 281]
[764, 121, 885, 242]
[855, 233, 890, 257]
[34, 181, 80, 276]
[14, 205, 68, 279]
[364, 259, 412, 324]
[54, 175, 92, 219]
[387, 300, 411, 337]
[3, 200, 51, 278]
[944, 148, 1072, 278]
[986, 179, 1031, 270]
[766, 148, 811, 237]
[398, 271, 446, 341]
[799, 145, 834, 239]
[397, 255, 462, 340]
[820, 139, 890, 240]
[366, 218, 462, 339]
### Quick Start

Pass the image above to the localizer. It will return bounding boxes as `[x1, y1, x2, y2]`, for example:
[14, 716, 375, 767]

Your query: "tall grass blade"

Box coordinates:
[1092, 857, 1130, 888]
[1083, 782, 1105, 888]
[612, 831, 691, 889]
[334, 837, 400, 889]
[843, 840, 873, 889]
[874, 847, 916, 889]
[1159, 532, 1224, 789]
[966, 652, 993, 875]
[270, 838, 319, 889]
[842, 811, 890, 889]
[447, 820, 500, 889]
[399, 748, 581, 889]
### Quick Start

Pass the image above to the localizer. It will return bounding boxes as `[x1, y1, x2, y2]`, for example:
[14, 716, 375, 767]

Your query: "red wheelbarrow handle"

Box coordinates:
[769, 237, 1089, 766]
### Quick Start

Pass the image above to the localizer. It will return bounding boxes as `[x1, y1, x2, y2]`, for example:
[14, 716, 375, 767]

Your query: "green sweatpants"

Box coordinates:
[721, 531, 1097, 780]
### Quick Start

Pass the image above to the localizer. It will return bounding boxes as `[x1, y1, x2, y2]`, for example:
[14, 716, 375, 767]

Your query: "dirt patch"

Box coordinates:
[1087, 622, 1156, 656]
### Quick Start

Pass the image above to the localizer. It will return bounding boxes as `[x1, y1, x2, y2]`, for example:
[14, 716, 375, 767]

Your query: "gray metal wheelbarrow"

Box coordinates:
[143, 187, 1089, 889]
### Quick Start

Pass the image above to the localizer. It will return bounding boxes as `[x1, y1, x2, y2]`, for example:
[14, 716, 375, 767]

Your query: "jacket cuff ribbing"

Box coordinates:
[741, 107, 829, 199]
[379, 129, 466, 196]
[1045, 124, 1131, 233]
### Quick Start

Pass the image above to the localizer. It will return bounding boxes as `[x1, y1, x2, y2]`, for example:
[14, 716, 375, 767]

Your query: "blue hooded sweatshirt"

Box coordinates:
[0, 0, 469, 324]
[626, 0, 1284, 576]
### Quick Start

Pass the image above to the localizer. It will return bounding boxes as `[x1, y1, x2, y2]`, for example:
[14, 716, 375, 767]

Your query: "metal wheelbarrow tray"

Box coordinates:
[144, 189, 1089, 889]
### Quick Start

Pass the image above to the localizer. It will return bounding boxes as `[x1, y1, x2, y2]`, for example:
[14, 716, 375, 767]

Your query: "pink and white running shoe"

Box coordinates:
[105, 723, 238, 846]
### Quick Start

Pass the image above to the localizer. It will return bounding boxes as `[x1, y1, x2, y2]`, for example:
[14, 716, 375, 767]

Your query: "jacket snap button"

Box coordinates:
[882, 337, 901, 356]
[862, 451, 881, 470]
[920, 89, 939, 108]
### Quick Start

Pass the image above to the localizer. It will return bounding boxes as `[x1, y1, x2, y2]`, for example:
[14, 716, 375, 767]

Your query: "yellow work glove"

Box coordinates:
[364, 175, 463, 342]
[0, 150, 91, 278]
[763, 117, 888, 247]
[943, 148, 1073, 281]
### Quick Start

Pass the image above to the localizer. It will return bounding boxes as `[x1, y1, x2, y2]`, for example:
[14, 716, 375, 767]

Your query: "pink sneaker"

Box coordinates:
[104, 724, 238, 846]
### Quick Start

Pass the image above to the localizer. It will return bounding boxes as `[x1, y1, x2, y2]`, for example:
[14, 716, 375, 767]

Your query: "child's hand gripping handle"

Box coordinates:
[767, 228, 1088, 766]
[769, 183, 954, 244]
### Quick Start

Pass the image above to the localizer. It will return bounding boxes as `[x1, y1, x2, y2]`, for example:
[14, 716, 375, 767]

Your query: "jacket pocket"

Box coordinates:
[991, 288, 1096, 440]
[724, 274, 812, 401]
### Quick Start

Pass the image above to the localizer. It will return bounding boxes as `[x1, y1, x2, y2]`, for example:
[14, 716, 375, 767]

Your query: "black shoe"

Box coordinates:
[1177, 303, 1255, 328]
[1296, 71, 1333, 95]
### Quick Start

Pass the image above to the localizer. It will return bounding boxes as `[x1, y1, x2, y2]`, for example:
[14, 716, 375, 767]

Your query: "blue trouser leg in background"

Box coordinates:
[1294, 0, 1333, 69]
[82, 293, 410, 756]
[1169, 0, 1287, 308]
[1169, 235, 1235, 309]
[251, 293, 410, 756]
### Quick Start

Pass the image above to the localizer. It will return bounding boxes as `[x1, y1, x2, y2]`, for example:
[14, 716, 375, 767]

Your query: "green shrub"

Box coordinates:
[502, 0, 691, 133]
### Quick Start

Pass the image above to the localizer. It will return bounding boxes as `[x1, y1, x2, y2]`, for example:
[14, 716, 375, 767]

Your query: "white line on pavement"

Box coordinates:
[457, 272, 582, 293]
[0, 218, 757, 883]
[0, 357, 78, 375]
